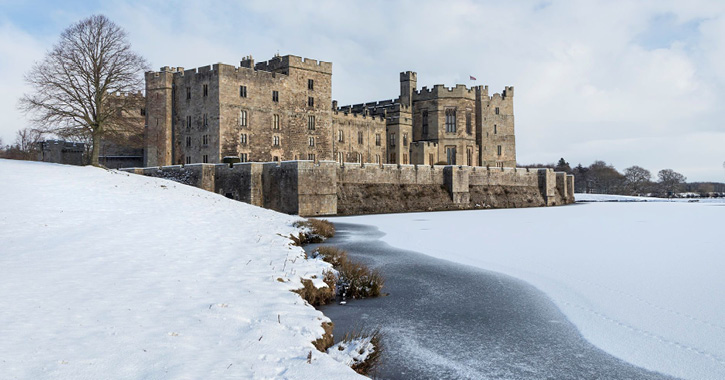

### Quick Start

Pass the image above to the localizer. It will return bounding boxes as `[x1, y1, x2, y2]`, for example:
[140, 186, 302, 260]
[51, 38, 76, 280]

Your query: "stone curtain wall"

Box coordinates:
[120, 161, 574, 216]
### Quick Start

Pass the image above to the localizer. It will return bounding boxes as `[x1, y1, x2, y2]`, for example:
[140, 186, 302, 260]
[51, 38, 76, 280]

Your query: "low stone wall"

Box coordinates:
[120, 161, 574, 216]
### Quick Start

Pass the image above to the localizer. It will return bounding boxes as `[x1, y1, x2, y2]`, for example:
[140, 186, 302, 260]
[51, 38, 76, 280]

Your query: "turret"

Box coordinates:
[399, 71, 417, 107]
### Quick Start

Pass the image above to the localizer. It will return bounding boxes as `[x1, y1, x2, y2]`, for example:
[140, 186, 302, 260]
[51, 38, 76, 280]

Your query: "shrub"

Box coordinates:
[292, 270, 336, 307]
[313, 246, 348, 267]
[290, 218, 336, 246]
[328, 327, 383, 375]
[337, 260, 384, 299]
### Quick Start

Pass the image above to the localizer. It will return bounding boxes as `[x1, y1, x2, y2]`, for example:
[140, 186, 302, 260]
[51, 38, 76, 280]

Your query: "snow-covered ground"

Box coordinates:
[336, 197, 725, 380]
[0, 159, 365, 380]
[576, 193, 725, 203]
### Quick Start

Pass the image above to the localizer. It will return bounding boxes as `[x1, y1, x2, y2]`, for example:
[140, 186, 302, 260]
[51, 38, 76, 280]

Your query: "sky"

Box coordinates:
[1, 0, 724, 182]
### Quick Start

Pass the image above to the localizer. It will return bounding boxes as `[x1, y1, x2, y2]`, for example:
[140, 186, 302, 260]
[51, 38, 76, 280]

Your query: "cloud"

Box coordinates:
[1, 0, 724, 181]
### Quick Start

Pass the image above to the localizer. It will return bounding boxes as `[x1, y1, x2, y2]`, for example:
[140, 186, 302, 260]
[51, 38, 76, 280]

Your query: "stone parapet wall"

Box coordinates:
[120, 162, 574, 216]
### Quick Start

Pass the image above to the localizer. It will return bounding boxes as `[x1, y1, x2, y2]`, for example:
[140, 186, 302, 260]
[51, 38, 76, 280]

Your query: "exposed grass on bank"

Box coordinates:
[329, 327, 384, 375]
[312, 246, 385, 299]
[290, 218, 336, 245]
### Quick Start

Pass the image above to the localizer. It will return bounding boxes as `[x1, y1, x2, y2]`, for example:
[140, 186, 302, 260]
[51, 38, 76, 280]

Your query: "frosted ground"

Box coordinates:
[0, 159, 365, 380]
[337, 196, 725, 380]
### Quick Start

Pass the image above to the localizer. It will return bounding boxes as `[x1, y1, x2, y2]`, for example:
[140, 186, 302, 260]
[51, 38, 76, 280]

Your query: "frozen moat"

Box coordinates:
[317, 222, 678, 380]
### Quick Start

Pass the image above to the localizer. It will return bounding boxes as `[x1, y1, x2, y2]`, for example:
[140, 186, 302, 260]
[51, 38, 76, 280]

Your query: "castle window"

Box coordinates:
[273, 135, 280, 146]
[140, 108, 145, 116]
[429, 153, 434, 166]
[202, 135, 209, 145]
[186, 87, 191, 100]
[186, 156, 191, 164]
[309, 137, 315, 147]
[273, 156, 279, 162]
[389, 153, 396, 164]
[272, 90, 279, 102]
[203, 113, 208, 127]
[376, 154, 381, 164]
[202, 154, 209, 163]
[240, 133, 247, 145]
[422, 110, 428, 136]
[466, 112, 472, 134]
[273, 114, 280, 130]
[467, 147, 473, 166]
[308, 97, 314, 107]
[497, 145, 502, 156]
[338, 130, 344, 142]
[308, 115, 315, 130]
[240, 85, 247, 98]
[389, 133, 395, 147]
[403, 133, 408, 147]
[445, 109, 456, 133]
[308, 79, 314, 90]
[203, 84, 208, 97]
[186, 136, 191, 147]
[338, 152, 344, 164]
[495, 107, 500, 115]
[240, 153, 248, 162]
[308, 153, 315, 161]
[239, 110, 247, 127]
[375, 134, 381, 146]
[358, 131, 363, 144]
[446, 147, 456, 165]
[187, 116, 191, 130]
[403, 154, 408, 165]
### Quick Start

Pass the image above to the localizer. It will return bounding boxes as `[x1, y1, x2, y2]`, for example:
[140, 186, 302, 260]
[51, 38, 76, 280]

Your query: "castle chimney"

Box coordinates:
[240, 55, 255, 68]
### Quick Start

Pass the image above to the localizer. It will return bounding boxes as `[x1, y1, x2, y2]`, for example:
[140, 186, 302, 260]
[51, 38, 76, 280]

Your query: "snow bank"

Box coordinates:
[336, 200, 725, 380]
[0, 159, 364, 380]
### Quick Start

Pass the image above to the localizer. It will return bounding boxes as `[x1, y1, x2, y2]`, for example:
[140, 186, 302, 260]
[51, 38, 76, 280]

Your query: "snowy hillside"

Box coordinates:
[0, 159, 365, 380]
[337, 198, 725, 380]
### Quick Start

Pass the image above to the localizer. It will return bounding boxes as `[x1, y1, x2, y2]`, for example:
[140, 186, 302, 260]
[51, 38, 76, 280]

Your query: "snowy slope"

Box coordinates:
[0, 159, 365, 380]
[336, 200, 725, 380]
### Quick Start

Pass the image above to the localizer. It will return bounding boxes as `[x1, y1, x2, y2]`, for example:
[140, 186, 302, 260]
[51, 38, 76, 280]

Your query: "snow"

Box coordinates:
[327, 337, 375, 368]
[335, 197, 725, 380]
[0, 159, 365, 380]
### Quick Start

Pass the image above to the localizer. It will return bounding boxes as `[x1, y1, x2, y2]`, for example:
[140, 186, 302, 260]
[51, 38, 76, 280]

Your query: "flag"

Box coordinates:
[469, 75, 477, 81]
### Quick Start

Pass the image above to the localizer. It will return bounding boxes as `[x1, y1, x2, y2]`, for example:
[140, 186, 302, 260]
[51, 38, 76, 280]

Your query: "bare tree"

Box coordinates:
[19, 14, 148, 166]
[657, 169, 687, 197]
[623, 165, 652, 195]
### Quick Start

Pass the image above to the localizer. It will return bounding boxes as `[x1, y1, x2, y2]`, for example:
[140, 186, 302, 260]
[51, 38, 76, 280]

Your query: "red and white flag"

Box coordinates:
[469, 75, 477, 81]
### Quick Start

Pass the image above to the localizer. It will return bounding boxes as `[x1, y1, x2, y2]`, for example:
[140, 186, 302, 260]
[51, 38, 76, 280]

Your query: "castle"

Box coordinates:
[143, 54, 516, 168]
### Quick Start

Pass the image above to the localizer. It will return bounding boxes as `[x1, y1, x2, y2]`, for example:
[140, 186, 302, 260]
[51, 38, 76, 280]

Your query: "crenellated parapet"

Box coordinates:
[414, 84, 478, 101]
[254, 54, 332, 74]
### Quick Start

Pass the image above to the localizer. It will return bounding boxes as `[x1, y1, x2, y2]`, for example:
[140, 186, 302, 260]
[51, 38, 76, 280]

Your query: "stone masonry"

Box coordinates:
[143, 53, 516, 168]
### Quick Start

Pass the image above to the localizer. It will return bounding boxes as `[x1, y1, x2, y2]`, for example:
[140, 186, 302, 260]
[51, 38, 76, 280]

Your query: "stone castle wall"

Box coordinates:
[121, 161, 574, 216]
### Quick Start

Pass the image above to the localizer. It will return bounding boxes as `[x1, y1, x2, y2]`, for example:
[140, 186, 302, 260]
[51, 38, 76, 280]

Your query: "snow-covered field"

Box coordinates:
[0, 159, 365, 380]
[336, 196, 725, 380]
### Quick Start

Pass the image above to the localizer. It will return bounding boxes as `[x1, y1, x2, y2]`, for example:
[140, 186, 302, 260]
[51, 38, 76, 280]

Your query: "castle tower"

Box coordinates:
[399, 71, 417, 107]
[144, 67, 175, 166]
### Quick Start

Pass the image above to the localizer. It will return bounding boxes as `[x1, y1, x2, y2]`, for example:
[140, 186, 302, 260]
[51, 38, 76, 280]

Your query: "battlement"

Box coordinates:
[414, 84, 477, 100]
[400, 71, 417, 81]
[332, 110, 386, 122]
[107, 90, 144, 99]
[254, 54, 332, 74]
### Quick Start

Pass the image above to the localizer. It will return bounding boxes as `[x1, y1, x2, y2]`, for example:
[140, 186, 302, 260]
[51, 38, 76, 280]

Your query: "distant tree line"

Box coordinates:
[518, 158, 725, 198]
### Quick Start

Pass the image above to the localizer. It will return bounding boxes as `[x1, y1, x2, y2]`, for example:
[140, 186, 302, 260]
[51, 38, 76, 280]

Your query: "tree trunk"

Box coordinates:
[91, 131, 100, 166]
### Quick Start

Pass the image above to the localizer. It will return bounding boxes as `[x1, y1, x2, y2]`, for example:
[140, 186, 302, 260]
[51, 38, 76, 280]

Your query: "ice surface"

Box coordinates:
[0, 159, 364, 379]
[336, 196, 725, 380]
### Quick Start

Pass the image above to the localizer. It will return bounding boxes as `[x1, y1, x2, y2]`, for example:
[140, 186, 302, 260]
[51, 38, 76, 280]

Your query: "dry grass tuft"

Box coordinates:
[313, 246, 348, 267]
[340, 327, 384, 375]
[292, 272, 336, 307]
[291, 218, 336, 246]
[337, 260, 385, 299]
[312, 246, 385, 299]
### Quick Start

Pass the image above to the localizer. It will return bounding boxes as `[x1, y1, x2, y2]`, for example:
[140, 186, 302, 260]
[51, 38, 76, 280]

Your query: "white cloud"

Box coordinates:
[2, 0, 724, 181]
